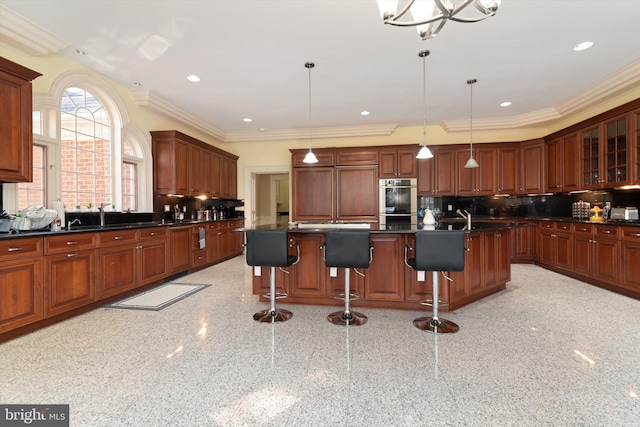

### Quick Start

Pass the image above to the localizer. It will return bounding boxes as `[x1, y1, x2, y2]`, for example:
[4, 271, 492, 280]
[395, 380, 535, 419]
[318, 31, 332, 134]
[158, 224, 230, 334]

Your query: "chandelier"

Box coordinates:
[376, 0, 501, 40]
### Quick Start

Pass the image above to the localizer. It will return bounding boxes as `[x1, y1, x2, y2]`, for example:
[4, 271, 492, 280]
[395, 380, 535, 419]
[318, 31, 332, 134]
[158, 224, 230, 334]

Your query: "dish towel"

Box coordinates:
[198, 227, 206, 249]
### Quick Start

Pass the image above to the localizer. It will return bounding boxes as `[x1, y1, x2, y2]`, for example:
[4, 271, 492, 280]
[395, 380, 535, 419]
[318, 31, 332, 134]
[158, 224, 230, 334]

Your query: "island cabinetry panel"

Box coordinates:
[403, 234, 436, 303]
[518, 139, 545, 194]
[456, 147, 497, 195]
[335, 165, 378, 221]
[292, 167, 335, 221]
[0, 57, 41, 183]
[44, 234, 97, 318]
[0, 237, 43, 333]
[363, 234, 405, 301]
[289, 233, 326, 298]
[379, 148, 417, 178]
[621, 227, 640, 293]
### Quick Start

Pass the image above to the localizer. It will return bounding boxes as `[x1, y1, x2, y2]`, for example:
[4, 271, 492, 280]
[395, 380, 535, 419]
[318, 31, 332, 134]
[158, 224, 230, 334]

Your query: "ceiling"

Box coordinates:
[2, 0, 640, 142]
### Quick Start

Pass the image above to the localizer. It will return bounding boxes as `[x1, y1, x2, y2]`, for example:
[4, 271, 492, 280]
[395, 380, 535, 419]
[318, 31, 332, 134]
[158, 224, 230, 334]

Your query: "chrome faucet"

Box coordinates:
[67, 218, 81, 231]
[98, 203, 106, 227]
[456, 209, 471, 230]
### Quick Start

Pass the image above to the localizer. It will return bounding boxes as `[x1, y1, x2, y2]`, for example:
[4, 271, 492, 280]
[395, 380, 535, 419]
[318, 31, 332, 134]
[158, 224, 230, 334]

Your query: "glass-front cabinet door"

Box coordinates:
[635, 112, 640, 183]
[582, 127, 600, 188]
[605, 116, 628, 186]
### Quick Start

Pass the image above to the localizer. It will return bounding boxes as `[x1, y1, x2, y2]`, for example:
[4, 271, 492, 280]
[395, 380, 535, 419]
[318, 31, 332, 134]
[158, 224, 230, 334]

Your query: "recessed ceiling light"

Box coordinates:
[500, 101, 512, 107]
[133, 82, 142, 86]
[243, 118, 252, 123]
[360, 111, 370, 116]
[573, 41, 594, 52]
[186, 74, 201, 82]
[75, 49, 86, 55]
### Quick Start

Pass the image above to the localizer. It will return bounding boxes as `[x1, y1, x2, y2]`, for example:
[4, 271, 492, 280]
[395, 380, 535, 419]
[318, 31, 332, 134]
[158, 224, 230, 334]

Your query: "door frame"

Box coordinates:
[243, 165, 290, 229]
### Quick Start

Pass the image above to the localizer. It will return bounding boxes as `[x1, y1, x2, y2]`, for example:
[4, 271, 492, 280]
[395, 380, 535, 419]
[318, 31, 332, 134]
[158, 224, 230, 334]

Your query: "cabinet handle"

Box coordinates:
[150, 232, 158, 236]
[114, 236, 123, 240]
[578, 228, 587, 232]
[632, 233, 640, 237]
[602, 230, 611, 234]
[136, 245, 143, 249]
[67, 253, 78, 257]
[66, 241, 78, 245]
[496, 233, 501, 237]
[7, 247, 23, 252]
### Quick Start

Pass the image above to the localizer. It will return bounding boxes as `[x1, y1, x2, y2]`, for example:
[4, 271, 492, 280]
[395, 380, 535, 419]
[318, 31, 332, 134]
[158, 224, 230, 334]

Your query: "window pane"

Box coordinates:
[122, 161, 137, 211]
[33, 111, 42, 135]
[60, 87, 112, 209]
[17, 145, 46, 210]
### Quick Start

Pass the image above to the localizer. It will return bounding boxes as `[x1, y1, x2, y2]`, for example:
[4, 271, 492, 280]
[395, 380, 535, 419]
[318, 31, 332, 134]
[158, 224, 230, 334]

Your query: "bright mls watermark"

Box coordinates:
[1, 405, 69, 426]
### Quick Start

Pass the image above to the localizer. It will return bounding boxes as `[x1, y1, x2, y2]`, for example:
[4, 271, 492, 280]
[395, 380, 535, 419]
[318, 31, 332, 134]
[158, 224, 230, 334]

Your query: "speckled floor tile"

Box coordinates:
[1, 259, 639, 426]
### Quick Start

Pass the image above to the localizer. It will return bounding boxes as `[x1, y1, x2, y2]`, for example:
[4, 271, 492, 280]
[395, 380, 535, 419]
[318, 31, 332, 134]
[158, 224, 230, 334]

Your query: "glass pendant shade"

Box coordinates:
[303, 149, 318, 164]
[417, 145, 434, 159]
[464, 156, 479, 168]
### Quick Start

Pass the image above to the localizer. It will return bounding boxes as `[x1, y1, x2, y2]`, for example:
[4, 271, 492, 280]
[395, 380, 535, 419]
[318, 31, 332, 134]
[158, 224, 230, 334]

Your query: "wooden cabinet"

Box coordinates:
[336, 148, 378, 166]
[151, 130, 238, 198]
[634, 111, 640, 184]
[497, 144, 518, 194]
[379, 148, 417, 178]
[511, 222, 535, 263]
[137, 227, 169, 286]
[289, 233, 325, 298]
[416, 155, 435, 195]
[206, 222, 222, 263]
[191, 225, 208, 268]
[456, 147, 497, 195]
[518, 139, 545, 194]
[433, 147, 456, 195]
[43, 233, 97, 318]
[335, 166, 378, 221]
[292, 167, 334, 221]
[0, 57, 41, 183]
[169, 226, 192, 274]
[547, 134, 580, 192]
[96, 229, 138, 299]
[450, 232, 482, 300]
[538, 221, 571, 270]
[581, 126, 601, 189]
[0, 237, 43, 333]
[572, 224, 619, 285]
[580, 116, 631, 189]
[363, 233, 405, 301]
[621, 226, 640, 293]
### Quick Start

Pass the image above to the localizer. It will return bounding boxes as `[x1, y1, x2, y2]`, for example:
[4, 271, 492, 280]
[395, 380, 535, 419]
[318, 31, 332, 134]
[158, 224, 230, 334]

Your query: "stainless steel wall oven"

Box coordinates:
[379, 178, 417, 226]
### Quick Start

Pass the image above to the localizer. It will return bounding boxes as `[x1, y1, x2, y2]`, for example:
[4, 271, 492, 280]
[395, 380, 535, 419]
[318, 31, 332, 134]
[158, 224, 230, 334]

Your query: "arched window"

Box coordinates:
[60, 87, 112, 210]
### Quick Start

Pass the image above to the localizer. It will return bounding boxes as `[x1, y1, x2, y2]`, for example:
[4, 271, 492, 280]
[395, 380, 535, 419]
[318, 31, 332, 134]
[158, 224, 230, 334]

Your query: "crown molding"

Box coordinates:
[130, 89, 226, 141]
[443, 59, 640, 133]
[0, 5, 68, 56]
[223, 124, 399, 143]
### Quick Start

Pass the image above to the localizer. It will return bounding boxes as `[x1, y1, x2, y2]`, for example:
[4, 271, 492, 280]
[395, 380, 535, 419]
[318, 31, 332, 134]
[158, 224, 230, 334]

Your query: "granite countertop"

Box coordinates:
[0, 218, 245, 240]
[241, 221, 522, 233]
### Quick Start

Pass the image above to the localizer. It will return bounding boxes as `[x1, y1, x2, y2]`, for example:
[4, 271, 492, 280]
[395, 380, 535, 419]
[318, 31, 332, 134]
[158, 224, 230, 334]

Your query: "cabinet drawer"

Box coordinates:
[98, 229, 139, 247]
[594, 225, 619, 239]
[0, 237, 43, 260]
[539, 222, 553, 229]
[556, 222, 571, 231]
[621, 226, 640, 241]
[206, 222, 220, 231]
[218, 221, 229, 229]
[45, 233, 96, 255]
[139, 227, 168, 240]
[572, 224, 593, 234]
[192, 249, 207, 267]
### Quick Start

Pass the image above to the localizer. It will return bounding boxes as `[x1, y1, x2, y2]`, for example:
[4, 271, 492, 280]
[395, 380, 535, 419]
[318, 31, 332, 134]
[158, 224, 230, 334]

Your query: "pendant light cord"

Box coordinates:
[467, 78, 477, 157]
[306, 62, 314, 149]
[419, 50, 430, 148]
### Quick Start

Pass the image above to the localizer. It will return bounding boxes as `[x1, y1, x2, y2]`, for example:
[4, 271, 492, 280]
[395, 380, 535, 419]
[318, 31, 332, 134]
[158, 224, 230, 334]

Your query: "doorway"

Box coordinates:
[243, 166, 290, 228]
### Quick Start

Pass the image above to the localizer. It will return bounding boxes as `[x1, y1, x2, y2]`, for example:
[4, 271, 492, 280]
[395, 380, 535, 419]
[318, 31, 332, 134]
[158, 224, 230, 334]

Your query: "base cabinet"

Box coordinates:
[44, 250, 96, 318]
[170, 226, 192, 274]
[0, 256, 43, 333]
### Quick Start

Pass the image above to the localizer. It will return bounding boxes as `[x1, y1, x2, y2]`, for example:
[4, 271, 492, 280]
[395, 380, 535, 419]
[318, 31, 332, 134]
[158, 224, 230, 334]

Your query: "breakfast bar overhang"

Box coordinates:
[241, 222, 522, 312]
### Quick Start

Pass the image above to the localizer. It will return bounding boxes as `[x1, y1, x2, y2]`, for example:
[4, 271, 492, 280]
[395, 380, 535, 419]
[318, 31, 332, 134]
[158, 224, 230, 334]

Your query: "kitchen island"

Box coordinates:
[246, 222, 519, 311]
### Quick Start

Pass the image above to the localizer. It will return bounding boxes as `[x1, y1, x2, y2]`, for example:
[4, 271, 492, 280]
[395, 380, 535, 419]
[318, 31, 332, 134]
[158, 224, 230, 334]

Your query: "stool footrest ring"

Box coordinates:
[333, 292, 361, 301]
[262, 291, 288, 300]
[418, 299, 449, 307]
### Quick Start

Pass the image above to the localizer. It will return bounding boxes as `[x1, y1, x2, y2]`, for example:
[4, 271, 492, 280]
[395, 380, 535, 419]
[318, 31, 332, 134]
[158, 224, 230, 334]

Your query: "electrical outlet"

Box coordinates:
[448, 204, 453, 211]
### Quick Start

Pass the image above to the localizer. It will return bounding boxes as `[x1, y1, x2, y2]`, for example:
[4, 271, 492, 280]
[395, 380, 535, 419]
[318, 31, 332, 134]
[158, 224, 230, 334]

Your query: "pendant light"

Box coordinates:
[463, 78, 479, 168]
[416, 50, 434, 160]
[302, 61, 319, 164]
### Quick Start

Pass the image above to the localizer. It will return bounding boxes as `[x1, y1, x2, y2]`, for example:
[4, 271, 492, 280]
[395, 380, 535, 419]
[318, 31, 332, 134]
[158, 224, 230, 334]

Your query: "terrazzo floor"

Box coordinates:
[1, 257, 639, 426]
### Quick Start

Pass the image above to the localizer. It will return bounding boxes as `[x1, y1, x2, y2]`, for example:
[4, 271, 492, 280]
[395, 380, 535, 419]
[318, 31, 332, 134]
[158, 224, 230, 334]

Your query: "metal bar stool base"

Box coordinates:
[413, 316, 459, 334]
[327, 310, 368, 326]
[253, 308, 293, 323]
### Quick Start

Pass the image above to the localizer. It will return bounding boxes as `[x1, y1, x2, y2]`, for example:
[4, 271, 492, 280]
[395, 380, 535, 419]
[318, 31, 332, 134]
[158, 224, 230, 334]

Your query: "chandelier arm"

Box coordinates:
[422, 19, 448, 39]
[385, 13, 447, 27]
[387, 0, 416, 22]
[472, 0, 500, 14]
[384, 0, 497, 26]
[448, 15, 494, 24]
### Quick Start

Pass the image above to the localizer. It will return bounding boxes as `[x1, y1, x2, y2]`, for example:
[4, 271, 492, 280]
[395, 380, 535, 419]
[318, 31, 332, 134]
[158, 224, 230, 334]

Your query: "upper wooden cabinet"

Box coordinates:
[634, 111, 640, 184]
[379, 147, 417, 178]
[518, 139, 545, 194]
[497, 144, 518, 194]
[0, 57, 41, 183]
[151, 130, 238, 198]
[335, 165, 379, 221]
[456, 147, 497, 195]
[336, 148, 378, 165]
[292, 166, 334, 221]
[547, 133, 579, 192]
[292, 148, 335, 167]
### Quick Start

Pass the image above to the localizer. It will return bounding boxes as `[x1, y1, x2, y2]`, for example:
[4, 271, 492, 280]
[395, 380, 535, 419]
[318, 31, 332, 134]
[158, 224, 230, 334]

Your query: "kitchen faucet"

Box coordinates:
[98, 203, 106, 227]
[456, 209, 471, 230]
[67, 218, 81, 231]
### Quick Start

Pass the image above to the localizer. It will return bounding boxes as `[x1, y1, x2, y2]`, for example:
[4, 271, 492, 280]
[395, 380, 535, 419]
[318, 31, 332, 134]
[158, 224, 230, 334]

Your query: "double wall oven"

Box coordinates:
[379, 178, 417, 227]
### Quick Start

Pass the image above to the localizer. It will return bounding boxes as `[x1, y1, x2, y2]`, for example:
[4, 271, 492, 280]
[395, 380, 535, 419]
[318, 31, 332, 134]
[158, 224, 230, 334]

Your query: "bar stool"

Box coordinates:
[322, 231, 372, 326]
[245, 230, 299, 323]
[405, 230, 465, 334]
